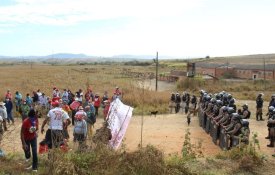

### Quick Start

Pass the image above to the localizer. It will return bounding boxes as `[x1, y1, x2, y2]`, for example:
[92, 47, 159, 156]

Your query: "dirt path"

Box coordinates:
[1, 109, 274, 158]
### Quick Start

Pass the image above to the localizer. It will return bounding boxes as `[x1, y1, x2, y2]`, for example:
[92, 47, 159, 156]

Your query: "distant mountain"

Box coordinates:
[44, 53, 92, 59]
[112, 54, 173, 59]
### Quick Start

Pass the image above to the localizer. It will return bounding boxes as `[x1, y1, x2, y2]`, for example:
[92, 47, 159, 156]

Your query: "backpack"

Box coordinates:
[86, 111, 96, 124]
[0, 120, 3, 134]
[246, 110, 251, 119]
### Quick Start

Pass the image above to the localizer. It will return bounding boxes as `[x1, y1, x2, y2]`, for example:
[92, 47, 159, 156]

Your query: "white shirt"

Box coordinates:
[37, 92, 42, 97]
[0, 115, 3, 122]
[39, 95, 48, 106]
[47, 107, 69, 130]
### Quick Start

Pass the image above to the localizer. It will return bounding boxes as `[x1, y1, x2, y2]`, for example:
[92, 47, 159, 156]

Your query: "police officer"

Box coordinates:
[256, 93, 264, 121]
[175, 92, 181, 113]
[267, 109, 275, 147]
[240, 104, 251, 119]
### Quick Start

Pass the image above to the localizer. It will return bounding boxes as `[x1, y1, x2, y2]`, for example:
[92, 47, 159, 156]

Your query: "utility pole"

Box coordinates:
[264, 57, 266, 90]
[155, 52, 158, 91]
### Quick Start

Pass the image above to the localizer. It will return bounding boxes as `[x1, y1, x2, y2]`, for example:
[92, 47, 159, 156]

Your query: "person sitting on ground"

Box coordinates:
[20, 109, 39, 172]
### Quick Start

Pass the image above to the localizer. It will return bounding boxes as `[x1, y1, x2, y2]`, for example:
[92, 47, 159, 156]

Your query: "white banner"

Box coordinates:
[107, 98, 133, 149]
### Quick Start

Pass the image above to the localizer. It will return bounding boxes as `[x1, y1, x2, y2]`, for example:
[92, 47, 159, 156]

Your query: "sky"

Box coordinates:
[0, 0, 275, 58]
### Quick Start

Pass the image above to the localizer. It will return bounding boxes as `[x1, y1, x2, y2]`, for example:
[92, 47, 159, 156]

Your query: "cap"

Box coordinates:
[0, 102, 5, 106]
[51, 100, 60, 107]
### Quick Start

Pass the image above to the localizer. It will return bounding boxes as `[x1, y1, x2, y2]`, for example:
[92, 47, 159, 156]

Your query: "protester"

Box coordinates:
[20, 100, 31, 121]
[0, 102, 8, 131]
[15, 91, 23, 112]
[20, 109, 38, 172]
[73, 106, 87, 149]
[84, 105, 95, 138]
[94, 94, 101, 117]
[41, 101, 71, 149]
[5, 89, 12, 100]
[61, 89, 69, 104]
[0, 114, 4, 144]
[5, 98, 14, 124]
[103, 100, 110, 121]
[36, 89, 42, 97]
[32, 91, 39, 105]
[26, 93, 33, 107]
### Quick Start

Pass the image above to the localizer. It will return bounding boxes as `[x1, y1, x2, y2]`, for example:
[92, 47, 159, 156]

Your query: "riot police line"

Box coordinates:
[198, 90, 250, 150]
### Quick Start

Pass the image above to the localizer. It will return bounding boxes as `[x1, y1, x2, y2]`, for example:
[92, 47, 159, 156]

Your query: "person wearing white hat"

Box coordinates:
[0, 102, 8, 131]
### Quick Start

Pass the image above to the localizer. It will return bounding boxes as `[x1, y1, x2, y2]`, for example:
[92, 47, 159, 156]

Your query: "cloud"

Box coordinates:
[0, 0, 203, 25]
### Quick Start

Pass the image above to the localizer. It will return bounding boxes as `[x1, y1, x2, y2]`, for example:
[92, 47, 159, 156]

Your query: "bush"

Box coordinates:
[215, 133, 264, 173]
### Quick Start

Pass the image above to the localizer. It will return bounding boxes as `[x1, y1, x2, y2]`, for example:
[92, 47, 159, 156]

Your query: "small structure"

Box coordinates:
[159, 70, 186, 82]
[196, 62, 275, 80]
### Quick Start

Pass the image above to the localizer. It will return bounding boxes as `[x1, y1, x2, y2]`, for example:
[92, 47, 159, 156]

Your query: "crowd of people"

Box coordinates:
[0, 86, 122, 172]
[169, 92, 197, 125]
[197, 90, 251, 150]
[169, 90, 275, 156]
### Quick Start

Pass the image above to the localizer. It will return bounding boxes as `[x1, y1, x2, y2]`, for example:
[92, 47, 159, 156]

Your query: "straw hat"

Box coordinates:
[0, 102, 5, 106]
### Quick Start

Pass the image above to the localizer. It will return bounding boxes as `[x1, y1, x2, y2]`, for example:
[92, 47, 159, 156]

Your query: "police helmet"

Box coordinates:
[227, 94, 232, 100]
[222, 106, 228, 112]
[210, 98, 216, 104]
[242, 104, 248, 109]
[232, 113, 241, 121]
[216, 93, 221, 100]
[227, 107, 235, 114]
[216, 100, 223, 106]
[229, 98, 235, 104]
[206, 95, 211, 101]
[268, 106, 275, 112]
[241, 119, 249, 127]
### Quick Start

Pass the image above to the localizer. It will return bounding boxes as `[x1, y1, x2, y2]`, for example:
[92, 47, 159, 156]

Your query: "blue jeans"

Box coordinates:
[24, 137, 38, 170]
[7, 112, 14, 123]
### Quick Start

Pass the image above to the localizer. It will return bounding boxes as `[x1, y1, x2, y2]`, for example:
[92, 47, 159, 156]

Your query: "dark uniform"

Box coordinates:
[175, 93, 181, 113]
[256, 94, 264, 121]
[267, 110, 275, 147]
[240, 104, 251, 119]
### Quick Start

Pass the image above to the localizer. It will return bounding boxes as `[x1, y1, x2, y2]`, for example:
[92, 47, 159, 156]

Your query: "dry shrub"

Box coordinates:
[120, 145, 166, 175]
[215, 133, 264, 173]
[122, 82, 170, 115]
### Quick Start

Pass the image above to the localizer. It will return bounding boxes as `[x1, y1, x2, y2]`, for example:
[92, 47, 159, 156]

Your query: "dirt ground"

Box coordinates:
[1, 100, 274, 159]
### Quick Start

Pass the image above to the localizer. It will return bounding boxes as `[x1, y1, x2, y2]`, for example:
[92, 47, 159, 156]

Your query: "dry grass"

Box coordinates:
[0, 64, 171, 115]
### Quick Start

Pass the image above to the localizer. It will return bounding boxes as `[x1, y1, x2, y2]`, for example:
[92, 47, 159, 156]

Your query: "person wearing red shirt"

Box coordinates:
[94, 94, 101, 117]
[5, 89, 12, 100]
[20, 109, 39, 172]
